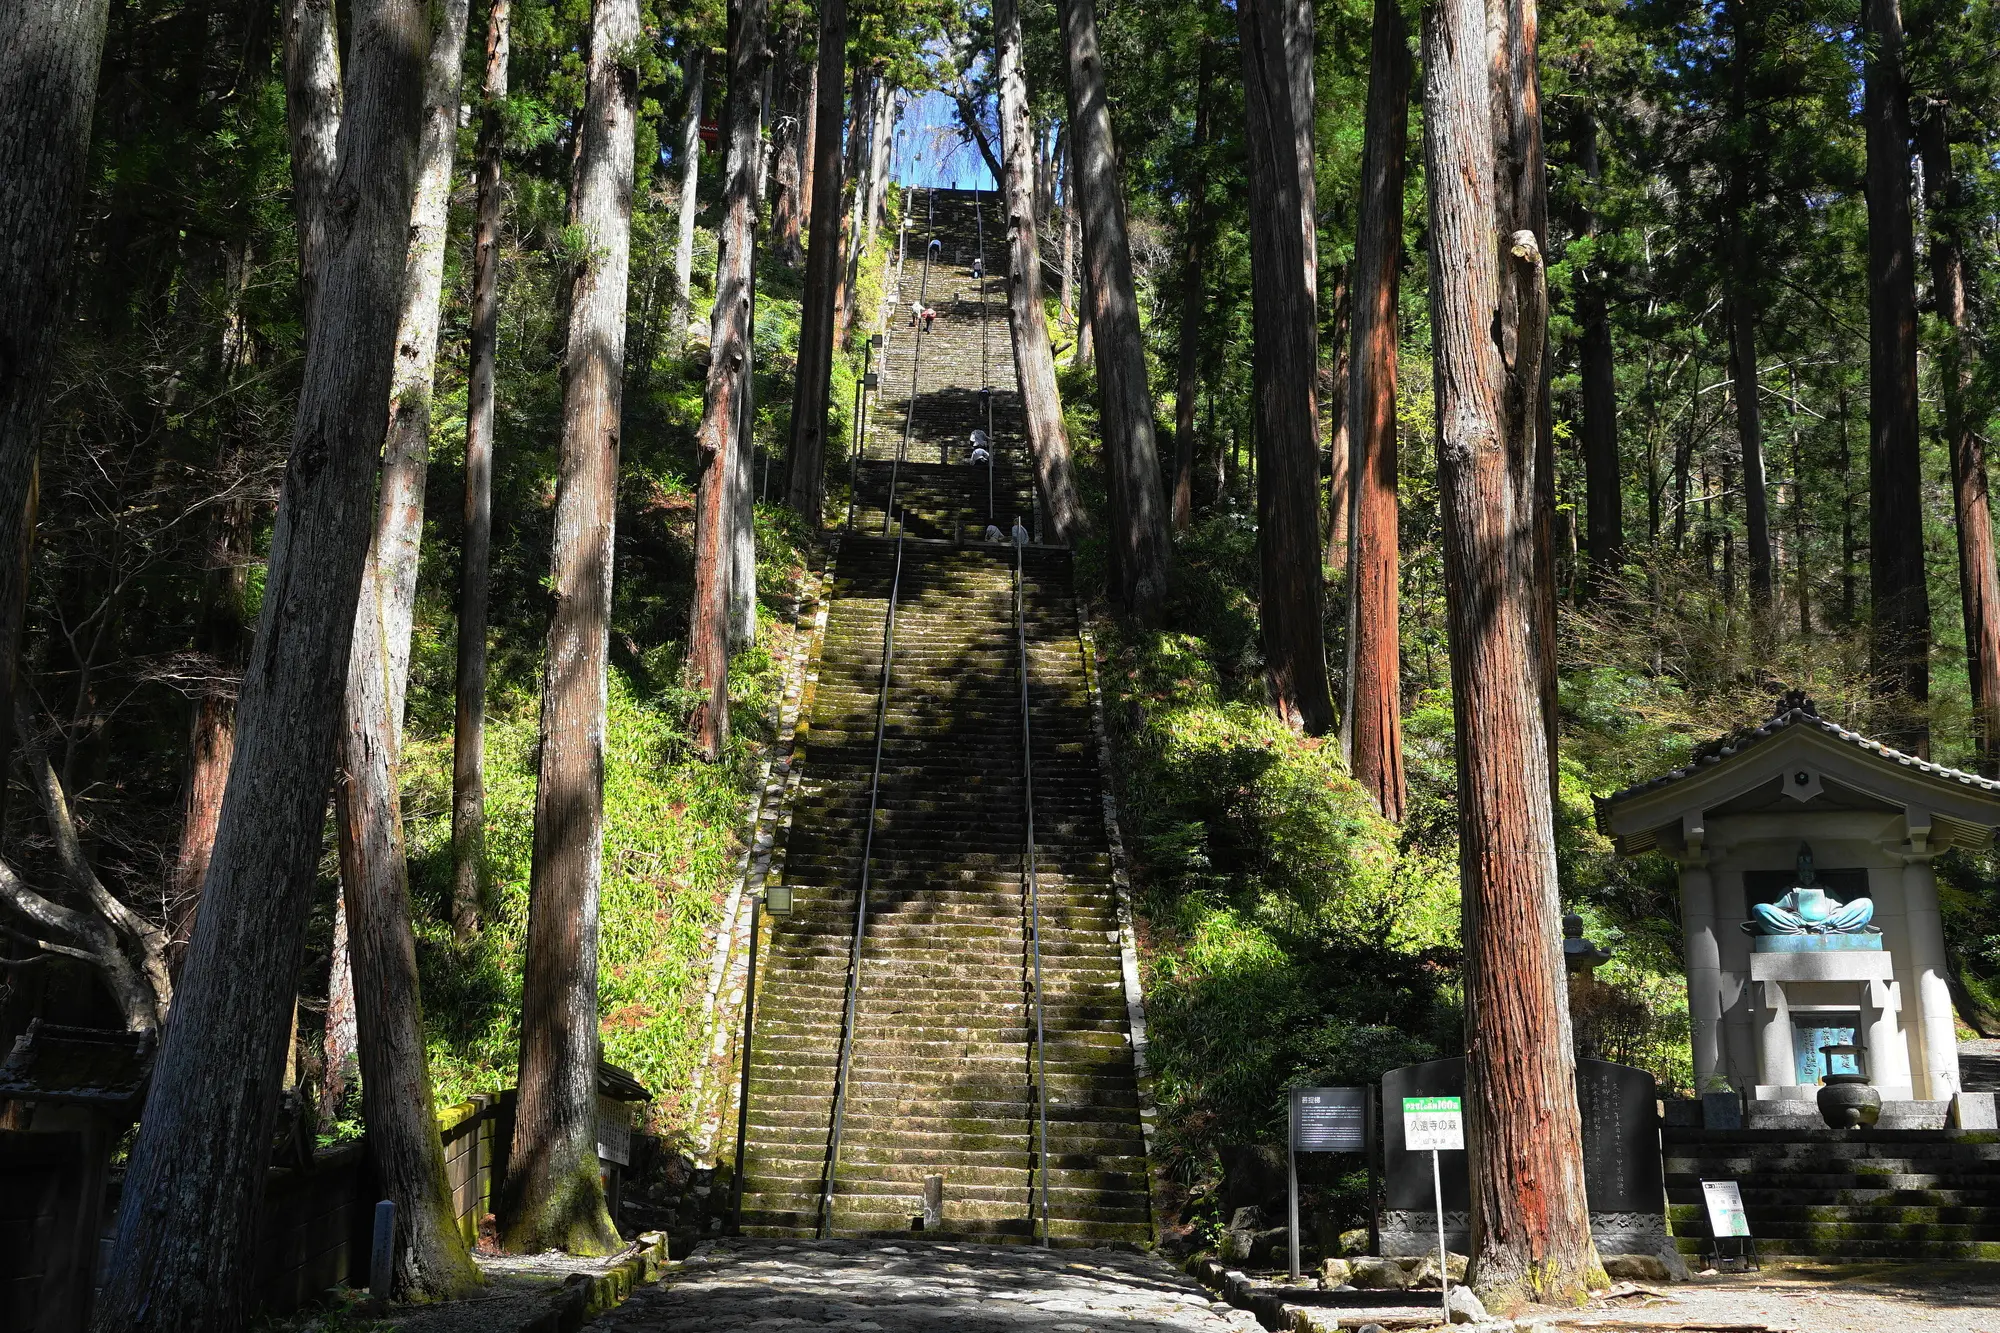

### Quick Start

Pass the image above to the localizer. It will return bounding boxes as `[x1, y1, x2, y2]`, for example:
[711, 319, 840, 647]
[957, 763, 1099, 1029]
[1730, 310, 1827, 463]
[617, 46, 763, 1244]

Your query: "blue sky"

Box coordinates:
[889, 89, 999, 191]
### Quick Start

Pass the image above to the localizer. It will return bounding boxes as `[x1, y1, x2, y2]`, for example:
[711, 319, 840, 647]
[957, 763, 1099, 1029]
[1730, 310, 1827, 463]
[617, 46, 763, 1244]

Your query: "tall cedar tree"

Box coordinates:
[833, 72, 872, 348]
[1422, 0, 1601, 1307]
[1922, 114, 2000, 771]
[1724, 0, 1772, 611]
[670, 45, 706, 354]
[454, 0, 510, 939]
[1342, 0, 1410, 821]
[1238, 0, 1333, 733]
[282, 0, 342, 318]
[997, 0, 1086, 541]
[1865, 0, 1929, 754]
[1574, 110, 1622, 586]
[1170, 43, 1213, 535]
[1324, 268, 1351, 571]
[690, 0, 769, 760]
[0, 0, 105, 828]
[94, 0, 430, 1320]
[1491, 0, 1559, 789]
[1057, 0, 1171, 620]
[281, 0, 368, 1120]
[771, 23, 808, 267]
[333, 0, 483, 1297]
[786, 0, 847, 526]
[504, 0, 640, 1256]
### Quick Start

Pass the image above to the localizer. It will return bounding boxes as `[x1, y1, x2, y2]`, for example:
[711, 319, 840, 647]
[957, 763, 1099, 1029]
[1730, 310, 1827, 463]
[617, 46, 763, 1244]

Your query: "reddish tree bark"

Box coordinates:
[1171, 44, 1213, 536]
[95, 0, 432, 1319]
[1323, 267, 1351, 572]
[1057, 0, 1170, 619]
[689, 0, 768, 761]
[1864, 0, 1928, 754]
[785, 0, 845, 525]
[997, 0, 1084, 543]
[1238, 0, 1332, 733]
[1422, 0, 1599, 1306]
[832, 70, 870, 349]
[1921, 115, 1997, 770]
[1342, 0, 1409, 822]
[503, 0, 641, 1257]
[1489, 0, 1558, 794]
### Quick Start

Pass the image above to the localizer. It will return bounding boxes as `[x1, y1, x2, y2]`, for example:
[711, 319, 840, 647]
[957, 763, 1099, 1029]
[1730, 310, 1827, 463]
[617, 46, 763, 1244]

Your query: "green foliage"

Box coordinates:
[1097, 521, 1458, 1217]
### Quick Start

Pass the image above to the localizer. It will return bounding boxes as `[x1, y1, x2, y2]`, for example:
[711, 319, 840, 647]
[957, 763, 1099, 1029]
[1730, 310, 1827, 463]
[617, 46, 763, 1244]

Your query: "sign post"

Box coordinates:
[1403, 1095, 1464, 1325]
[1700, 1179, 1754, 1270]
[1287, 1087, 1370, 1282]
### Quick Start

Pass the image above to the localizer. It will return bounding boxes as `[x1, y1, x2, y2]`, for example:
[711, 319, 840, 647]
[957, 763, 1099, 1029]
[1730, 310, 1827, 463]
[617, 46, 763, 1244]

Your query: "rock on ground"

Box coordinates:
[586, 1238, 1265, 1332]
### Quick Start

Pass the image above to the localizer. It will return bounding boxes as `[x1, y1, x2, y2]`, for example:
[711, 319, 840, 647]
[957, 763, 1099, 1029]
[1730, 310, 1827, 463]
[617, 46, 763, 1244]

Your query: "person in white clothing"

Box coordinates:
[1011, 517, 1030, 547]
[984, 523, 1005, 543]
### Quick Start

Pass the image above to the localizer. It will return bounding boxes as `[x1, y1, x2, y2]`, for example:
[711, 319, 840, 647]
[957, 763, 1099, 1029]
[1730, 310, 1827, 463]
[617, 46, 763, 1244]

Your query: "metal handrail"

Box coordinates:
[975, 192, 996, 523]
[885, 204, 939, 534]
[1015, 541, 1051, 1246]
[818, 523, 906, 1238]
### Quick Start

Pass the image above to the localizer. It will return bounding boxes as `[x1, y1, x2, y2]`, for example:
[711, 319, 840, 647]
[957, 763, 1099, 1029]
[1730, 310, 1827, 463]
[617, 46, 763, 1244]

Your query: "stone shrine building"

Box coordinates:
[1596, 692, 2000, 1120]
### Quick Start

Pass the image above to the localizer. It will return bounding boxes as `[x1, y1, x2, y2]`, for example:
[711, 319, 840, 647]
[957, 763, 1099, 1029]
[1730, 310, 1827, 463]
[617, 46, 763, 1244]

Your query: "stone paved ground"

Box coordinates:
[585, 1239, 1262, 1332]
[1612, 1262, 2000, 1333]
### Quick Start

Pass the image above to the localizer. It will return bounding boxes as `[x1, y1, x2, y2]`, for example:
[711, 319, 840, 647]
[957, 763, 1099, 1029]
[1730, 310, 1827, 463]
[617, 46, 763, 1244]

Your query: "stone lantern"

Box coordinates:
[1594, 691, 2000, 1124]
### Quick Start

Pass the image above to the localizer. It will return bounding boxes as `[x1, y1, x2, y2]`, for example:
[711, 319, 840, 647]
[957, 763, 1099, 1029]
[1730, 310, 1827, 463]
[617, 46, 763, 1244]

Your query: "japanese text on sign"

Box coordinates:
[1402, 1096, 1464, 1151]
[1702, 1180, 1751, 1238]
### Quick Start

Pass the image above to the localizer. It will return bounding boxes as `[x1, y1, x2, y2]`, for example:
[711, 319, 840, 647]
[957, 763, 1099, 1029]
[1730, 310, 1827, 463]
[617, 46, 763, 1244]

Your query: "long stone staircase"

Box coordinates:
[1665, 1127, 2000, 1261]
[734, 189, 1152, 1244]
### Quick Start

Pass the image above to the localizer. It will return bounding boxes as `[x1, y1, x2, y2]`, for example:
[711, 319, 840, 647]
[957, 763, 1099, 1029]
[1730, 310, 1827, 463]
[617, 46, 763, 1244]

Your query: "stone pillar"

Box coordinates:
[1680, 860, 1724, 1090]
[1904, 857, 1961, 1100]
[1715, 866, 1758, 1091]
[1757, 979, 1795, 1093]
[1863, 976, 1912, 1095]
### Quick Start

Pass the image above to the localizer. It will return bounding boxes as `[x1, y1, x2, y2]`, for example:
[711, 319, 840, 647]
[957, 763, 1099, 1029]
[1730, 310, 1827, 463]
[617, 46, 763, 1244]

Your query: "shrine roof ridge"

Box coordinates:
[1595, 690, 2000, 820]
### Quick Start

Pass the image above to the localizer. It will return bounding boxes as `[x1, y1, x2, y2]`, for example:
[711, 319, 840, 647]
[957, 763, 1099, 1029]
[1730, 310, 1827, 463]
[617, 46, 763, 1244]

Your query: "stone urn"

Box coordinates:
[1816, 1043, 1881, 1128]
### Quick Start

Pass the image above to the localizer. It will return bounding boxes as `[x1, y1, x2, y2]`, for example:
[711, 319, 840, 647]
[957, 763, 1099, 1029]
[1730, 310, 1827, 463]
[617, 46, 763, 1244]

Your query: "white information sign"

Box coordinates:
[1702, 1180, 1751, 1238]
[1402, 1096, 1464, 1151]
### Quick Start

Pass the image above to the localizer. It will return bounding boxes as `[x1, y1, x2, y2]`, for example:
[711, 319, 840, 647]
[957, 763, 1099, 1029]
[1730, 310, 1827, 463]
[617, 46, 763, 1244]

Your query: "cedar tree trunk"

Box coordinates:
[454, 0, 509, 941]
[691, 0, 768, 758]
[833, 71, 871, 349]
[771, 23, 807, 267]
[785, 0, 846, 525]
[282, 0, 343, 318]
[1171, 44, 1212, 536]
[0, 0, 111, 794]
[333, 0, 482, 1297]
[1489, 0, 1558, 792]
[1238, 0, 1332, 733]
[1422, 0, 1599, 1307]
[1922, 115, 1997, 770]
[1574, 111, 1621, 588]
[1864, 0, 1928, 754]
[1057, 0, 1170, 620]
[503, 0, 640, 1257]
[94, 0, 430, 1322]
[670, 45, 706, 353]
[997, 0, 1084, 543]
[1342, 0, 1409, 822]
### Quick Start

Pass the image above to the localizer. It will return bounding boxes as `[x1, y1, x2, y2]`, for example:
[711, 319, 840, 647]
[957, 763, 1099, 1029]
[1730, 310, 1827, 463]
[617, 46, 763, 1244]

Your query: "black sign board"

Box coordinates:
[1382, 1056, 1661, 1216]
[1292, 1086, 1369, 1152]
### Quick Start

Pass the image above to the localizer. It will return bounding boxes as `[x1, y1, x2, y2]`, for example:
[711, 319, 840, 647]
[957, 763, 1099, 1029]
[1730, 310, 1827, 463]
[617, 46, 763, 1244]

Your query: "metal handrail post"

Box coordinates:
[818, 526, 906, 1238]
[846, 338, 871, 531]
[1016, 542, 1050, 1246]
[886, 220, 937, 534]
[729, 891, 764, 1227]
